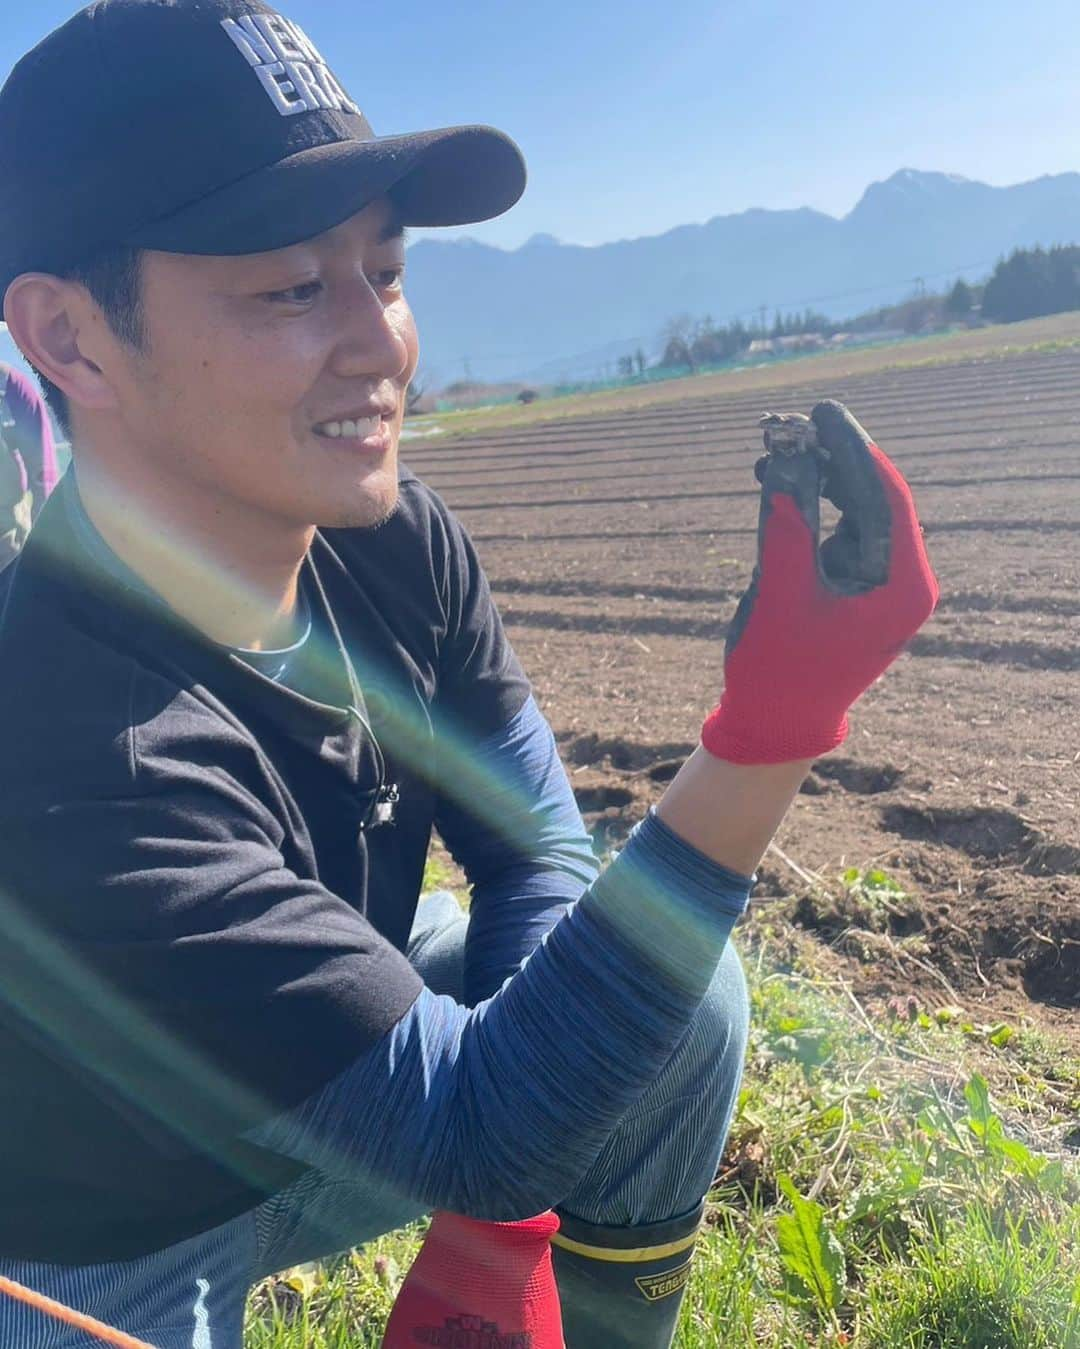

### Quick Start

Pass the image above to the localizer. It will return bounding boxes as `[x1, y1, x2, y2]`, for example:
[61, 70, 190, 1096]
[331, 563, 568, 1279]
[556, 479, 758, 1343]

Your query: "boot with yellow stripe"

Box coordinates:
[551, 1202, 703, 1347]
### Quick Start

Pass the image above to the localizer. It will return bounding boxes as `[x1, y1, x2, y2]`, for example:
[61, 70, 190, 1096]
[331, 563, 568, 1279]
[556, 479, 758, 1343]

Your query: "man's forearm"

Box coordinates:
[655, 747, 812, 876]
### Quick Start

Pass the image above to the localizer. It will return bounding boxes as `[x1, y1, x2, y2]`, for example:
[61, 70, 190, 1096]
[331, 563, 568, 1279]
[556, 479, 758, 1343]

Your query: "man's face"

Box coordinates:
[113, 195, 417, 531]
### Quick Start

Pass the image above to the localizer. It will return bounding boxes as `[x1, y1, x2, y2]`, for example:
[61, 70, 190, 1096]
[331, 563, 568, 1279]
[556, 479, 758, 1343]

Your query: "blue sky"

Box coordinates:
[4, 0, 1080, 251]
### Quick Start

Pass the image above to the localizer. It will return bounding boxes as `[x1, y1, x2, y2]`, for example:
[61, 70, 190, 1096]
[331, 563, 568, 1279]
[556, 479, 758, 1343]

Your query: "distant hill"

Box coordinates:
[404, 168, 1080, 385]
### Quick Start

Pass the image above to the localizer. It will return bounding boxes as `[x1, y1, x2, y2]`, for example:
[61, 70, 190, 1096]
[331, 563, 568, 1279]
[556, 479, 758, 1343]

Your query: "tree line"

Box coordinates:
[980, 244, 1080, 323]
[658, 309, 834, 372]
[653, 242, 1080, 373]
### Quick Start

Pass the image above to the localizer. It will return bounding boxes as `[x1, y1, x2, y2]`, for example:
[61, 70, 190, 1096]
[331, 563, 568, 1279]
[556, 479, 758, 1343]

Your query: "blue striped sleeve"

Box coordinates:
[434, 695, 599, 1004]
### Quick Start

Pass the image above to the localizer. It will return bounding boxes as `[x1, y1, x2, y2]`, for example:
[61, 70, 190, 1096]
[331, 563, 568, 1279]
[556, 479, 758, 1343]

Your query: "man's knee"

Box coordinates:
[407, 890, 468, 999]
[621, 939, 749, 1122]
[698, 939, 750, 1068]
[665, 940, 749, 1105]
[558, 940, 751, 1229]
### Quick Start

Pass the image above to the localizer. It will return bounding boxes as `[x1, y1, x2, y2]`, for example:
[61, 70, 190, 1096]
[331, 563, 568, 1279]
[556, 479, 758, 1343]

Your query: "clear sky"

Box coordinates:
[3, 0, 1080, 251]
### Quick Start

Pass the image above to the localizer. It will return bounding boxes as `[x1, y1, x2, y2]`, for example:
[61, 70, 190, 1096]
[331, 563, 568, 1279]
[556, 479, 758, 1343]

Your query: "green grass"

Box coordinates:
[861, 1206, 1080, 1348]
[244, 892, 1080, 1348]
[420, 850, 457, 895]
[245, 1231, 425, 1347]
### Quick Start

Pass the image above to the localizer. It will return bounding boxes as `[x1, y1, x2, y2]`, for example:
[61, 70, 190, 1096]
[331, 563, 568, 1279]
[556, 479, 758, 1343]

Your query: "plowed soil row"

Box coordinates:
[407, 348, 1080, 1042]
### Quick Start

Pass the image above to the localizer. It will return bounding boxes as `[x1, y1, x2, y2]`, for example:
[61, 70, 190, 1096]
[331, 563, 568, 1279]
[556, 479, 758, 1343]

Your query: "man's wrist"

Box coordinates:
[701, 699, 847, 765]
[655, 746, 813, 877]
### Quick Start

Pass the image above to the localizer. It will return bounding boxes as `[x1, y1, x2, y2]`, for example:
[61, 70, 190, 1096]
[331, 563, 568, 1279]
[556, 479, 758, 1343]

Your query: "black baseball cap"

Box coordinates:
[0, 0, 526, 297]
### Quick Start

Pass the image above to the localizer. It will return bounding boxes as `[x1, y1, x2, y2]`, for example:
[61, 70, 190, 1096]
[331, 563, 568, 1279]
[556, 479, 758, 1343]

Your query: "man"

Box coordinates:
[0, 3, 938, 1346]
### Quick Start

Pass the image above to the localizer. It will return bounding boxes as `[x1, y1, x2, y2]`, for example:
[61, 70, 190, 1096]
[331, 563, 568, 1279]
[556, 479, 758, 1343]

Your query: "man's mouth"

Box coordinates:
[313, 415, 385, 440]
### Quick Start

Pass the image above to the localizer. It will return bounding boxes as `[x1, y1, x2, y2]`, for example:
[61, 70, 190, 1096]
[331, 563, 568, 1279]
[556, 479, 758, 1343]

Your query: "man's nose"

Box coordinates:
[330, 278, 410, 381]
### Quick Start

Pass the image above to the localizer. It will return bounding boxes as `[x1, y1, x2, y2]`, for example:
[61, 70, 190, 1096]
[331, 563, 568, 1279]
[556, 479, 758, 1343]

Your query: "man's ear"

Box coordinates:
[3, 272, 123, 415]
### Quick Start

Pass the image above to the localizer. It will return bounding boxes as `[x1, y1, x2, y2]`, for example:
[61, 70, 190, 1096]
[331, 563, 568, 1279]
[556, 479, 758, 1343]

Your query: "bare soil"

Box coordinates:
[407, 348, 1080, 1046]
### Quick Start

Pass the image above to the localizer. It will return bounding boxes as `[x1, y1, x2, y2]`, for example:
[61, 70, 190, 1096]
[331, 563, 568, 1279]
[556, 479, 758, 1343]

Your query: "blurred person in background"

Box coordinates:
[0, 412, 31, 569]
[1, 361, 58, 517]
[0, 361, 57, 567]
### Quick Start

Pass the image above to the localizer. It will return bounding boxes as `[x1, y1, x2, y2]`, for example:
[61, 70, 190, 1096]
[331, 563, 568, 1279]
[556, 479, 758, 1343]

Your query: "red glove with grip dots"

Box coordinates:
[382, 1210, 564, 1348]
[701, 400, 939, 765]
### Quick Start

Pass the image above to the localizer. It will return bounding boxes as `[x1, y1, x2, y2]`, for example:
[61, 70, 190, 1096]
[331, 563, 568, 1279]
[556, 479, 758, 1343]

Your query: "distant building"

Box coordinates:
[776, 334, 825, 353]
[746, 333, 826, 359]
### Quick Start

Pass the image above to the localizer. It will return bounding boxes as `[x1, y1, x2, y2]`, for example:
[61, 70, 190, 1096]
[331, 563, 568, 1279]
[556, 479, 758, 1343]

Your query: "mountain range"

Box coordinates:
[5, 168, 1080, 394]
[403, 168, 1080, 387]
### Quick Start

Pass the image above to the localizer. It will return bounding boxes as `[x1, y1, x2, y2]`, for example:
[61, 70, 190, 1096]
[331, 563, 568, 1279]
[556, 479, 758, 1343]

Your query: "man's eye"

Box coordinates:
[263, 281, 323, 305]
[372, 267, 405, 291]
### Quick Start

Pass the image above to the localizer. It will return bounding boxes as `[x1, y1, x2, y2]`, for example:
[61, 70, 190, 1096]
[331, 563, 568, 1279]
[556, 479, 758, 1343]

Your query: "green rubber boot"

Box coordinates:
[551, 1203, 703, 1348]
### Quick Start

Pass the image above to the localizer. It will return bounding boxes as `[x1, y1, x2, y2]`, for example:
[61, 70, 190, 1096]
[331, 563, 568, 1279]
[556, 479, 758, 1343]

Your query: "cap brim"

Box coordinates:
[127, 125, 525, 257]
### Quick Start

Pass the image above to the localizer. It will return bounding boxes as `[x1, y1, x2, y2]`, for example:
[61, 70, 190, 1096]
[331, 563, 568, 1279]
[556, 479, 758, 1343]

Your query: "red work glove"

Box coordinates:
[702, 400, 938, 764]
[381, 1210, 564, 1348]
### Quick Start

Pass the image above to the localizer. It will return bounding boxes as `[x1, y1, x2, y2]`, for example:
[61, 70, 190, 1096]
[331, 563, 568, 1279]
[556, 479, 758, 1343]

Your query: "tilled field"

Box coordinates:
[407, 349, 1080, 1041]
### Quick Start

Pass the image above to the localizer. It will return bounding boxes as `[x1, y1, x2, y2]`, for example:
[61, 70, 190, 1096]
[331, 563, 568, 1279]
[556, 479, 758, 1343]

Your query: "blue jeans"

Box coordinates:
[0, 893, 748, 1348]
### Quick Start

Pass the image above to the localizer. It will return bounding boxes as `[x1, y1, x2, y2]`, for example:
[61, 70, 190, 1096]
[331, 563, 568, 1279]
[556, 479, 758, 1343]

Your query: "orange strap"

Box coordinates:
[0, 1274, 158, 1349]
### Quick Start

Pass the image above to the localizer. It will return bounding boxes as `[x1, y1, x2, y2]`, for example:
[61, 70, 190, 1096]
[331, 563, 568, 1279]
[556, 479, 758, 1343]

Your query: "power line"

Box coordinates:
[715, 257, 999, 326]
[437, 253, 1005, 376]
